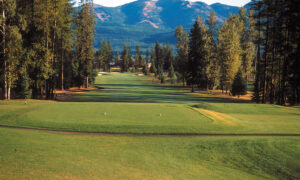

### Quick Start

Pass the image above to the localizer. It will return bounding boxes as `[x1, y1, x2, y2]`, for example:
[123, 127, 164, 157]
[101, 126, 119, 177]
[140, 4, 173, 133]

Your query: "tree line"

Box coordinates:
[96, 40, 176, 83]
[251, 0, 300, 105]
[1, 0, 299, 105]
[174, 9, 255, 96]
[0, 0, 96, 100]
[174, 0, 299, 105]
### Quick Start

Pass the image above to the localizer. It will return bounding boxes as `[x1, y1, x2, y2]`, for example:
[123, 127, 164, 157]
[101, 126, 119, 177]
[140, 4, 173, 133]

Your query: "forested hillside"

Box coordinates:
[93, 0, 240, 52]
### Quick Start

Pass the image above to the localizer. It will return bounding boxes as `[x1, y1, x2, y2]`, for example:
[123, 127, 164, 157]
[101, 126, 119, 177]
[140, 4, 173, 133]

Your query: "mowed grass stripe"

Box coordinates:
[1, 125, 300, 137]
[0, 128, 299, 180]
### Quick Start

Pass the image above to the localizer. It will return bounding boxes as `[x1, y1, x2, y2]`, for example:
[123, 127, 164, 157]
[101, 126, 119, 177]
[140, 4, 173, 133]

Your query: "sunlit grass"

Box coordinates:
[0, 128, 299, 180]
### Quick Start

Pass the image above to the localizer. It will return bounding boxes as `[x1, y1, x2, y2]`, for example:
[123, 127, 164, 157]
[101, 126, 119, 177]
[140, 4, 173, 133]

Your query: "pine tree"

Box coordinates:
[150, 46, 157, 76]
[239, 8, 255, 84]
[175, 26, 189, 86]
[145, 49, 150, 64]
[163, 43, 174, 71]
[231, 69, 247, 97]
[121, 43, 129, 72]
[135, 45, 143, 68]
[114, 52, 121, 66]
[97, 40, 113, 72]
[168, 62, 176, 84]
[142, 63, 149, 75]
[217, 15, 242, 93]
[155, 41, 163, 72]
[206, 11, 219, 90]
[187, 16, 209, 92]
[0, 0, 23, 100]
[108, 42, 114, 68]
[58, 0, 73, 90]
[20, 69, 31, 99]
[74, 0, 96, 88]
[251, 0, 300, 105]
[158, 65, 164, 84]
[128, 46, 134, 68]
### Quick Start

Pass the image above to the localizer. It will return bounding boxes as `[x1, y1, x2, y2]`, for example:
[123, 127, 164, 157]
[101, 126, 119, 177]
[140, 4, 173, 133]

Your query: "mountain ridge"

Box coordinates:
[93, 0, 245, 52]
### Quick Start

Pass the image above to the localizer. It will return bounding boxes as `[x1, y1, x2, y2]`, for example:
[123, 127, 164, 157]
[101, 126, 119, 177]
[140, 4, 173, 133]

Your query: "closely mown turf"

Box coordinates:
[0, 73, 299, 134]
[0, 128, 300, 180]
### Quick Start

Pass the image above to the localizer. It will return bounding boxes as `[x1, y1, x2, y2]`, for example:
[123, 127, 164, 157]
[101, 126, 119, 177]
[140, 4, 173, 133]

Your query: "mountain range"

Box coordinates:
[93, 0, 246, 53]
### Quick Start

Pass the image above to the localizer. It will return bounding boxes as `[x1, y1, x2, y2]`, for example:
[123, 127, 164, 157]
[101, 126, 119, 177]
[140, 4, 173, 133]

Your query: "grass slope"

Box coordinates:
[0, 128, 299, 180]
[0, 73, 299, 134]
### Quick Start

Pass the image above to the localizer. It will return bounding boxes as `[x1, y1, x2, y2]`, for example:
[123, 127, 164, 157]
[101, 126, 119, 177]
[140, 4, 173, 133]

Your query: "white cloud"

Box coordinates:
[93, 0, 250, 7]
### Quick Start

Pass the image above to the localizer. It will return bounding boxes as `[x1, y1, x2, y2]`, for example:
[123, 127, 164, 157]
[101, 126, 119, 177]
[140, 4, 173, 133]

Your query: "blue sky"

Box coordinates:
[93, 0, 251, 7]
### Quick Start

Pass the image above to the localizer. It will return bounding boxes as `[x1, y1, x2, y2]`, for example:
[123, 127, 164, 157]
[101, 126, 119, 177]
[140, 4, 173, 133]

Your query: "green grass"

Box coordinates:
[0, 128, 299, 180]
[0, 73, 299, 134]
[1, 73, 300, 179]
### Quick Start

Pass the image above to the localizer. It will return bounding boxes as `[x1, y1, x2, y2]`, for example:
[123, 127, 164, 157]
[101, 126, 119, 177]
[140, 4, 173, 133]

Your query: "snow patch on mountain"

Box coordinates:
[138, 20, 159, 28]
[96, 12, 111, 22]
[143, 1, 162, 18]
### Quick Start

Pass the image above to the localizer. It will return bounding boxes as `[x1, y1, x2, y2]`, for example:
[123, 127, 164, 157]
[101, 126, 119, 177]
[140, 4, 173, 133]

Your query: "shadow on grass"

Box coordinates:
[60, 83, 252, 104]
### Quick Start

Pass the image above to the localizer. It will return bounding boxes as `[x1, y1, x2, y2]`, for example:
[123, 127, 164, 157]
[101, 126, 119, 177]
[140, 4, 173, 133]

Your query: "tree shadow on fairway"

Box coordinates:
[60, 83, 252, 104]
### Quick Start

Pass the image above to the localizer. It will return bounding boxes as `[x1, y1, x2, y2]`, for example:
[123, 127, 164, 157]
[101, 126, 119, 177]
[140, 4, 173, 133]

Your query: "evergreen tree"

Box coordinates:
[187, 16, 209, 92]
[150, 46, 157, 76]
[168, 63, 175, 78]
[135, 45, 143, 68]
[163, 43, 174, 71]
[175, 26, 189, 86]
[231, 69, 247, 97]
[142, 63, 149, 75]
[128, 46, 134, 67]
[158, 65, 164, 84]
[19, 69, 31, 99]
[74, 0, 96, 88]
[59, 0, 73, 90]
[121, 43, 129, 72]
[217, 15, 242, 93]
[114, 52, 121, 66]
[206, 11, 219, 90]
[97, 40, 114, 72]
[155, 41, 163, 71]
[145, 49, 150, 64]
[107, 42, 113, 70]
[251, 0, 300, 105]
[0, 0, 24, 100]
[239, 8, 255, 83]
[168, 62, 176, 84]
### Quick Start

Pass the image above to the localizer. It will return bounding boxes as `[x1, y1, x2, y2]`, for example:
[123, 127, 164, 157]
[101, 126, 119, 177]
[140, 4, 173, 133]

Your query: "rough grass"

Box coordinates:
[0, 128, 299, 180]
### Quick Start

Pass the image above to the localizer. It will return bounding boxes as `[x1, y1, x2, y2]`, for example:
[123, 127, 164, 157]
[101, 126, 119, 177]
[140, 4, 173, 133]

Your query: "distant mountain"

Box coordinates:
[93, 0, 241, 53]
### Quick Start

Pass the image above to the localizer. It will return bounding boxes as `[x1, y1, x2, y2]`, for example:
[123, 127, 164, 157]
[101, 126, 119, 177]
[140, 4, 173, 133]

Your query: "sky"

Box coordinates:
[93, 0, 251, 7]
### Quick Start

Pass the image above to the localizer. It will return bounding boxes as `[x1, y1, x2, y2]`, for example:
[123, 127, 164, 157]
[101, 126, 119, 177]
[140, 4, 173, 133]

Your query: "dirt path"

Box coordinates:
[1, 125, 299, 137]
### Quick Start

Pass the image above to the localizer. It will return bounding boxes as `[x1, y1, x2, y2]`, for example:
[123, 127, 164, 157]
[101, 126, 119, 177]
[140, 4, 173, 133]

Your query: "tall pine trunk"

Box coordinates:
[2, 3, 7, 100]
[262, 17, 270, 103]
[7, 73, 11, 100]
[254, 13, 261, 103]
[86, 76, 89, 88]
[61, 34, 64, 90]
